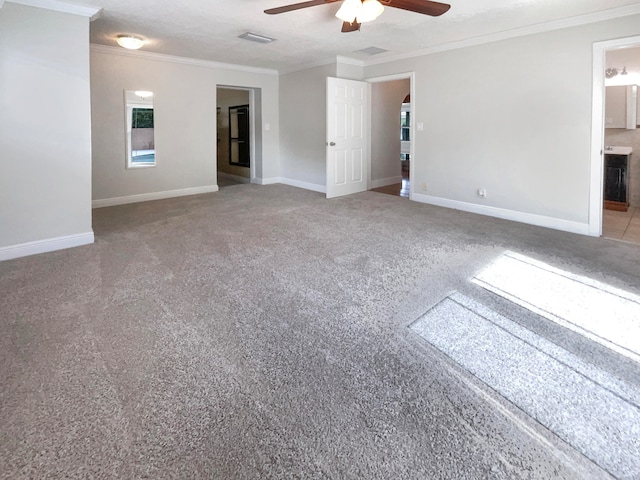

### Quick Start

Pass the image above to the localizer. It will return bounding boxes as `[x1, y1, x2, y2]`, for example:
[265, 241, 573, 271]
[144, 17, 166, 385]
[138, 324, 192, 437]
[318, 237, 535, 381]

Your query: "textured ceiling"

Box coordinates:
[77, 0, 640, 72]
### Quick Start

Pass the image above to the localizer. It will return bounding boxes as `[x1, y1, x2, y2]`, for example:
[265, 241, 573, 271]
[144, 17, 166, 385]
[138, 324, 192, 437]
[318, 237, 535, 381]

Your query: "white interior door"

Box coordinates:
[326, 77, 369, 199]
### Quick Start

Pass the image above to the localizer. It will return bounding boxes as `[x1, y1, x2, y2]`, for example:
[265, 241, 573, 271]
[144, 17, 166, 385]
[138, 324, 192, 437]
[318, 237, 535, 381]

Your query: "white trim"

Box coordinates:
[253, 177, 280, 185]
[279, 177, 326, 193]
[590, 35, 640, 237]
[336, 55, 365, 67]
[363, 4, 640, 67]
[252, 177, 326, 193]
[0, 232, 94, 262]
[279, 57, 337, 75]
[8, 0, 102, 20]
[217, 172, 251, 184]
[370, 176, 402, 189]
[90, 44, 278, 76]
[92, 185, 218, 208]
[412, 193, 590, 236]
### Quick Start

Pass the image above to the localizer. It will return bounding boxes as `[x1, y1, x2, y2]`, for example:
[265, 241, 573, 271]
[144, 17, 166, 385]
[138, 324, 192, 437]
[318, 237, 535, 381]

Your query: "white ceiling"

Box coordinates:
[75, 0, 640, 72]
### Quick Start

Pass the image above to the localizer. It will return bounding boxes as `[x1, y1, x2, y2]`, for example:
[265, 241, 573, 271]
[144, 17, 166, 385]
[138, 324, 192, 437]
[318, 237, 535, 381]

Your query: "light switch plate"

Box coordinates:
[417, 122, 424, 131]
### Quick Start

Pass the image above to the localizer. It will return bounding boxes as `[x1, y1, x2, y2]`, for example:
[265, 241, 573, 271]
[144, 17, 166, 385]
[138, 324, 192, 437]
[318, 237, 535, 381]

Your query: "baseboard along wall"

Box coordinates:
[92, 185, 219, 208]
[0, 232, 94, 262]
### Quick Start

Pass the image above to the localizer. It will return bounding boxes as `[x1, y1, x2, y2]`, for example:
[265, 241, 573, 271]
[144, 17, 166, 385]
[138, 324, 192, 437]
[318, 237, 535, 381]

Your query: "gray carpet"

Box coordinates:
[410, 292, 640, 479]
[1, 184, 639, 479]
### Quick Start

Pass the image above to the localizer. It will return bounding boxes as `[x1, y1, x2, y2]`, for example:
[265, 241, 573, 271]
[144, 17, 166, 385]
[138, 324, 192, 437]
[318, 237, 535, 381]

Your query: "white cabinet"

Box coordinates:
[605, 85, 638, 129]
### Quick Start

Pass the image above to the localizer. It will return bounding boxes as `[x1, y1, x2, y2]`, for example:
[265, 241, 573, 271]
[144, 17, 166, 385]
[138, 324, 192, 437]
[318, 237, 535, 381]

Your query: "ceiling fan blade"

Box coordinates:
[381, 0, 451, 16]
[341, 20, 361, 33]
[265, 0, 341, 15]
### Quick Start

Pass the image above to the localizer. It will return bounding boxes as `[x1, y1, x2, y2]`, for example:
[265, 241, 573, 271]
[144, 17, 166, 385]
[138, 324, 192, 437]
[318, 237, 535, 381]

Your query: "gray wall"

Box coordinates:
[0, 3, 93, 252]
[279, 63, 336, 188]
[91, 48, 279, 202]
[371, 79, 410, 185]
[361, 15, 640, 227]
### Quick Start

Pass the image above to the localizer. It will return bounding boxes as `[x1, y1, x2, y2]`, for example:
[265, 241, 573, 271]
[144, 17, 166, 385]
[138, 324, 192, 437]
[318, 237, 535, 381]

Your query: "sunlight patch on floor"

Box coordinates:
[410, 292, 640, 479]
[472, 251, 640, 363]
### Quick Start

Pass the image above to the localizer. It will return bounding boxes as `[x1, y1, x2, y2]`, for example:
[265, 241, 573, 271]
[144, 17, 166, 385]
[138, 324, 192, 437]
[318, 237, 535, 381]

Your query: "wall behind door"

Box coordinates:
[371, 79, 410, 188]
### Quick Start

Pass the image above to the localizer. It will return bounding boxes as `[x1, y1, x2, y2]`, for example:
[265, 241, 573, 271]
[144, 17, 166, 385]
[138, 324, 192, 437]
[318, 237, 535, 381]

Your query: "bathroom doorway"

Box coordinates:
[598, 41, 640, 243]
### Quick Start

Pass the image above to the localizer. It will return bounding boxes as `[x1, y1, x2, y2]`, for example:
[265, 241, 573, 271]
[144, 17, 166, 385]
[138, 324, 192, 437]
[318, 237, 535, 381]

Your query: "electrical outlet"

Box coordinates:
[478, 188, 487, 198]
[421, 182, 428, 191]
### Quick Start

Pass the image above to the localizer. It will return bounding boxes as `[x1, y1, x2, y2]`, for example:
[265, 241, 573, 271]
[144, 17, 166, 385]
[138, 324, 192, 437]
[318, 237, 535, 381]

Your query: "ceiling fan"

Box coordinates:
[265, 0, 451, 33]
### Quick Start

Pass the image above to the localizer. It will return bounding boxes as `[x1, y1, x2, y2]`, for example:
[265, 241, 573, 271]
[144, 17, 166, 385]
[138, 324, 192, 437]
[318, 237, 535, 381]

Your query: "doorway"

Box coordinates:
[216, 86, 261, 188]
[367, 73, 414, 200]
[593, 37, 640, 243]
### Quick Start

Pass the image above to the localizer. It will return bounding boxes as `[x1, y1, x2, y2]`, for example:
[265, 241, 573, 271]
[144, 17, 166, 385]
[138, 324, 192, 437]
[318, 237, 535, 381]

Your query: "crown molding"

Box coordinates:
[336, 55, 364, 67]
[8, 0, 102, 20]
[279, 55, 365, 75]
[90, 44, 279, 76]
[363, 3, 640, 67]
[279, 56, 337, 75]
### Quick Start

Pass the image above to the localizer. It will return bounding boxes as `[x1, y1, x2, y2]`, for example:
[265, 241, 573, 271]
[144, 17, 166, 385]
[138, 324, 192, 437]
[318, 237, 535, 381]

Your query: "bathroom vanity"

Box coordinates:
[604, 146, 633, 211]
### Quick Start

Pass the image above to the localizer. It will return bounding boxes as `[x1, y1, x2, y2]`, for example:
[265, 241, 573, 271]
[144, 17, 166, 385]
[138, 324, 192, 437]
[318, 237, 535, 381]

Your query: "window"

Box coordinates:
[401, 104, 410, 142]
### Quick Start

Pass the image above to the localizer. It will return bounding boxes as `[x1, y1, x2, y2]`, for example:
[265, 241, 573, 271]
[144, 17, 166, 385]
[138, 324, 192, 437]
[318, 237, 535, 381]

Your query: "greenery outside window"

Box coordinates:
[125, 90, 155, 169]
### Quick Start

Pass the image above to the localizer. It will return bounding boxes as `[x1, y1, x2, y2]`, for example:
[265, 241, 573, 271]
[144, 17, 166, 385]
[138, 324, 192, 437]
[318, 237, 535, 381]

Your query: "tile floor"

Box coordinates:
[602, 207, 640, 244]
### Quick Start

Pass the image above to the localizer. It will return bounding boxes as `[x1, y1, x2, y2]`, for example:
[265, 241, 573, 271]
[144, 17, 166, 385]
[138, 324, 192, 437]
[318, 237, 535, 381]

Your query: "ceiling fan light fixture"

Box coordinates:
[357, 0, 384, 23]
[335, 0, 361, 23]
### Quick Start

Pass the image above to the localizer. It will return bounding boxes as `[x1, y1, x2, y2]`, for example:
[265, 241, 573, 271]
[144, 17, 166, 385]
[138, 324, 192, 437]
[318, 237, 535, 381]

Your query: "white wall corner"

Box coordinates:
[0, 232, 94, 262]
[92, 185, 219, 208]
[412, 193, 591, 236]
[278, 178, 327, 194]
[8, 0, 103, 20]
[252, 177, 326, 193]
[253, 177, 281, 185]
[336, 55, 365, 67]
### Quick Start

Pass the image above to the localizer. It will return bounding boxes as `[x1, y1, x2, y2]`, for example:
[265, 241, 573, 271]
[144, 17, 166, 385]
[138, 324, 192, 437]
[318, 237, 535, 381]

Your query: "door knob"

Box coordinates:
[328, 141, 336, 146]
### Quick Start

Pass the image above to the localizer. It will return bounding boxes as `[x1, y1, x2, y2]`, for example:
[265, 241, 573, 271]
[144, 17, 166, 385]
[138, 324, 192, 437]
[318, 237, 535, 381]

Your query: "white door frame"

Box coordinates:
[217, 85, 259, 183]
[366, 72, 416, 199]
[590, 35, 640, 236]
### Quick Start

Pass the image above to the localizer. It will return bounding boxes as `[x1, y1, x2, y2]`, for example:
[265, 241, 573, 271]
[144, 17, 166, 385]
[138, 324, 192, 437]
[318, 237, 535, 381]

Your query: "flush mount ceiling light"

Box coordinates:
[239, 32, 276, 44]
[605, 66, 628, 79]
[116, 35, 145, 50]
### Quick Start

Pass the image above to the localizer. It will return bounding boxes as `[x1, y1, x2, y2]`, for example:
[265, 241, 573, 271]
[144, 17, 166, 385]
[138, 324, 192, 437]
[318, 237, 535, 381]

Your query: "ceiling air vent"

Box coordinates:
[239, 32, 276, 44]
[355, 46, 388, 55]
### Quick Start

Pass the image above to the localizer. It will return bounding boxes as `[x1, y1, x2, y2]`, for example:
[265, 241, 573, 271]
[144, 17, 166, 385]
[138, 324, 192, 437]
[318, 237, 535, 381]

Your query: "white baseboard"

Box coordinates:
[0, 231, 94, 262]
[217, 172, 251, 184]
[254, 177, 280, 185]
[255, 177, 326, 193]
[412, 193, 590, 236]
[92, 185, 219, 208]
[370, 176, 402, 189]
[278, 177, 326, 193]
